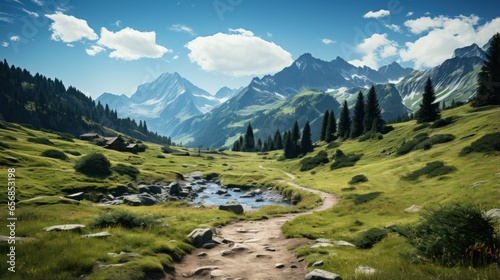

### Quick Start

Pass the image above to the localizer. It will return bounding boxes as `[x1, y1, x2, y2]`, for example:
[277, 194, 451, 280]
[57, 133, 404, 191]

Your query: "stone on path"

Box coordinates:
[275, 263, 285, 268]
[305, 269, 342, 280]
[44, 224, 85, 232]
[193, 266, 218, 275]
[188, 228, 213, 248]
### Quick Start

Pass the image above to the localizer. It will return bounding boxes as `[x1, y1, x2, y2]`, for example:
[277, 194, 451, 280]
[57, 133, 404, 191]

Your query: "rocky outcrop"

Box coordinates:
[218, 203, 244, 214]
[188, 228, 214, 248]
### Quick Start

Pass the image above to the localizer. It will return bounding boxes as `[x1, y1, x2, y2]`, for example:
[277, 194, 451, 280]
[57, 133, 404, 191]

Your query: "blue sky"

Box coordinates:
[1, 0, 499, 99]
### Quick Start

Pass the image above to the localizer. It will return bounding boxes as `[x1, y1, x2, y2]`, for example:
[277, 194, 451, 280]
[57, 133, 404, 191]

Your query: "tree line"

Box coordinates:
[0, 59, 172, 144]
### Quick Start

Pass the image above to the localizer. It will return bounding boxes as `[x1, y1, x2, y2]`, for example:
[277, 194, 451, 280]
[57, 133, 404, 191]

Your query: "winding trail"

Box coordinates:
[172, 165, 337, 280]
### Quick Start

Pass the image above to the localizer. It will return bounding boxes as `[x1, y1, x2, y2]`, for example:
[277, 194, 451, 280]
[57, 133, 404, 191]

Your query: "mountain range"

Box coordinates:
[98, 42, 487, 148]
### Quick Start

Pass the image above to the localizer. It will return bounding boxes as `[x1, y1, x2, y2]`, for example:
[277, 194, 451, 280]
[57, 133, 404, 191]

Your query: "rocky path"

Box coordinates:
[172, 166, 337, 279]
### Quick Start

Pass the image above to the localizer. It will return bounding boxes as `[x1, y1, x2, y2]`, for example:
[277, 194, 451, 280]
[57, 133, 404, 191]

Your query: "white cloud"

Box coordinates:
[10, 35, 20, 41]
[363, 9, 390, 19]
[22, 8, 39, 17]
[45, 12, 97, 43]
[85, 45, 105, 56]
[66, 43, 74, 47]
[2, 42, 9, 47]
[185, 28, 293, 77]
[406, 12, 414, 17]
[322, 38, 335, 45]
[385, 24, 402, 33]
[169, 24, 195, 35]
[0, 16, 13, 23]
[97, 27, 171, 60]
[400, 15, 500, 68]
[348, 33, 399, 69]
[32, 0, 43, 6]
[173, 55, 179, 60]
[114, 20, 121, 27]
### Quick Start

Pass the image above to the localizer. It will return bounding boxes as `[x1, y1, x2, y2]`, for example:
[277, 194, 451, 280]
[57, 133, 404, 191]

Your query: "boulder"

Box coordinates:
[81, 232, 112, 238]
[188, 228, 213, 248]
[148, 185, 163, 194]
[312, 260, 324, 267]
[233, 188, 241, 192]
[219, 203, 244, 214]
[305, 269, 342, 280]
[65, 192, 85, 201]
[138, 184, 150, 193]
[334, 240, 355, 247]
[355, 265, 376, 274]
[485, 208, 500, 221]
[168, 181, 182, 196]
[240, 192, 255, 198]
[216, 188, 228, 195]
[252, 188, 262, 195]
[123, 195, 142, 206]
[404, 205, 420, 213]
[138, 193, 159, 205]
[44, 224, 85, 232]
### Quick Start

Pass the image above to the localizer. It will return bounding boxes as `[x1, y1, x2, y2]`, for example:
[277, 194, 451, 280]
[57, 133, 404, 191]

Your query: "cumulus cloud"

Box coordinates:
[322, 38, 335, 45]
[348, 33, 399, 69]
[169, 24, 195, 35]
[267, 32, 273, 38]
[363, 9, 390, 19]
[173, 55, 179, 60]
[400, 15, 500, 68]
[97, 27, 171, 60]
[185, 28, 292, 77]
[2, 42, 9, 47]
[10, 35, 20, 41]
[114, 20, 121, 27]
[85, 45, 105, 56]
[45, 12, 98, 43]
[406, 12, 414, 17]
[22, 8, 39, 17]
[385, 24, 402, 33]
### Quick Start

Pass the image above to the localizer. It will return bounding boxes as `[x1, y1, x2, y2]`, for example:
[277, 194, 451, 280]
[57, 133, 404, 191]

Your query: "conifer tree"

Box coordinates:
[416, 77, 440, 123]
[266, 135, 274, 151]
[291, 121, 300, 144]
[283, 131, 296, 158]
[363, 86, 384, 133]
[473, 32, 500, 107]
[273, 129, 283, 149]
[242, 123, 255, 152]
[256, 138, 262, 151]
[325, 110, 336, 143]
[338, 100, 351, 139]
[350, 91, 365, 138]
[319, 110, 329, 141]
[300, 121, 314, 154]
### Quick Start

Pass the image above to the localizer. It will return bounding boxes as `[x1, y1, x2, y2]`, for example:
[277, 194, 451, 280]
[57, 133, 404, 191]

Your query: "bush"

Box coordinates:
[300, 151, 329, 171]
[341, 186, 356, 191]
[348, 174, 368, 185]
[64, 150, 81, 156]
[74, 153, 111, 176]
[401, 161, 457, 181]
[413, 123, 430, 132]
[359, 132, 383, 142]
[27, 137, 54, 146]
[56, 132, 75, 142]
[430, 117, 456, 128]
[349, 192, 383, 205]
[469, 132, 500, 153]
[156, 154, 166, 158]
[112, 163, 140, 179]
[326, 141, 341, 149]
[41, 149, 68, 161]
[330, 149, 362, 170]
[354, 228, 389, 249]
[409, 203, 499, 267]
[90, 210, 157, 229]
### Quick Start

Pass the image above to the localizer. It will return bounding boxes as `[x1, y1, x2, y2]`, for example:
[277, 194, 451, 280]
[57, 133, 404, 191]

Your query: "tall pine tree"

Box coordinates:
[273, 129, 283, 149]
[416, 77, 440, 123]
[363, 86, 384, 133]
[473, 32, 500, 107]
[338, 100, 351, 139]
[319, 110, 329, 141]
[300, 121, 314, 154]
[242, 123, 255, 152]
[325, 110, 337, 143]
[350, 91, 365, 138]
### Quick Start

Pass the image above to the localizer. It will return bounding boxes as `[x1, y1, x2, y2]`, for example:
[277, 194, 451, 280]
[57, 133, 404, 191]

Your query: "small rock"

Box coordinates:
[264, 246, 276, 252]
[188, 228, 213, 248]
[291, 264, 298, 268]
[275, 263, 285, 268]
[193, 266, 218, 275]
[256, 254, 271, 258]
[255, 198, 264, 202]
[334, 240, 355, 247]
[221, 250, 234, 256]
[311, 243, 333, 248]
[312, 260, 324, 267]
[240, 192, 255, 198]
[81, 232, 111, 238]
[305, 269, 342, 280]
[355, 265, 376, 274]
[44, 224, 85, 232]
[197, 252, 208, 257]
[404, 205, 420, 213]
[233, 188, 241, 192]
[64, 192, 85, 201]
[219, 203, 244, 214]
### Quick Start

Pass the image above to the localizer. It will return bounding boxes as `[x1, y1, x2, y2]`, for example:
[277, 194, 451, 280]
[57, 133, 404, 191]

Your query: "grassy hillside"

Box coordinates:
[0, 103, 499, 279]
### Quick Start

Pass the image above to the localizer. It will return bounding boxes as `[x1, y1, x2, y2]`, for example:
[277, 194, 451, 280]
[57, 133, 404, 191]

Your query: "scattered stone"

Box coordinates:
[44, 224, 85, 232]
[469, 180, 488, 188]
[202, 242, 219, 249]
[311, 243, 334, 248]
[221, 250, 234, 256]
[0, 235, 35, 242]
[256, 254, 271, 258]
[233, 188, 241, 192]
[107, 251, 140, 260]
[485, 209, 500, 221]
[264, 246, 276, 252]
[275, 263, 285, 268]
[81, 232, 111, 238]
[98, 263, 125, 269]
[188, 228, 213, 248]
[312, 260, 324, 267]
[123, 194, 142, 206]
[219, 203, 244, 214]
[355, 265, 376, 275]
[197, 252, 208, 257]
[252, 189, 262, 195]
[334, 240, 355, 247]
[305, 269, 342, 280]
[231, 244, 251, 252]
[316, 238, 331, 243]
[240, 192, 255, 198]
[210, 269, 226, 277]
[193, 266, 218, 275]
[64, 192, 85, 201]
[168, 181, 182, 196]
[216, 188, 228, 195]
[255, 198, 264, 202]
[148, 185, 162, 194]
[404, 205, 420, 213]
[138, 185, 150, 193]
[291, 264, 298, 268]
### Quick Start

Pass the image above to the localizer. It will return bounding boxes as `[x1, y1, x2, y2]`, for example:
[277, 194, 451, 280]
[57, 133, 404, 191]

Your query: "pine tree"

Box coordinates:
[325, 110, 336, 143]
[291, 121, 300, 144]
[273, 129, 283, 150]
[338, 100, 351, 139]
[473, 32, 500, 107]
[363, 86, 384, 133]
[350, 91, 365, 138]
[242, 123, 255, 152]
[256, 138, 263, 151]
[232, 139, 240, 151]
[300, 121, 314, 154]
[416, 77, 440, 123]
[319, 110, 329, 141]
[283, 131, 295, 158]
[266, 135, 274, 151]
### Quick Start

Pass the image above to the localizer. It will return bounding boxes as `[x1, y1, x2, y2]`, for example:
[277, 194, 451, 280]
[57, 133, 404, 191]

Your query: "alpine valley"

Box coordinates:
[99, 42, 487, 148]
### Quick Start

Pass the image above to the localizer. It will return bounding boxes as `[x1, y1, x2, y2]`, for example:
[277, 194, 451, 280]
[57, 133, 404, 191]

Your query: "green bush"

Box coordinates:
[326, 141, 341, 149]
[300, 150, 329, 171]
[409, 203, 500, 267]
[112, 163, 140, 179]
[467, 132, 500, 154]
[90, 210, 157, 229]
[56, 132, 75, 142]
[359, 132, 383, 142]
[330, 149, 362, 170]
[401, 161, 457, 181]
[41, 149, 68, 161]
[347, 192, 383, 205]
[413, 123, 430, 131]
[430, 117, 456, 128]
[74, 153, 111, 176]
[348, 174, 368, 185]
[156, 154, 166, 158]
[27, 137, 54, 146]
[64, 150, 81, 156]
[354, 228, 389, 249]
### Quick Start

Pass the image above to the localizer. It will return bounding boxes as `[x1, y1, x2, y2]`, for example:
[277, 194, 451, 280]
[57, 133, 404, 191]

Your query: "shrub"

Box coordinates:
[330, 149, 362, 170]
[350, 192, 383, 205]
[56, 132, 75, 142]
[359, 132, 383, 142]
[354, 228, 389, 249]
[401, 161, 457, 181]
[341, 186, 356, 191]
[326, 141, 341, 149]
[90, 210, 157, 229]
[112, 163, 140, 179]
[27, 137, 54, 146]
[41, 149, 68, 161]
[469, 132, 500, 153]
[74, 153, 111, 176]
[430, 116, 456, 128]
[459, 146, 474, 156]
[300, 150, 329, 171]
[348, 174, 368, 185]
[429, 134, 456, 144]
[413, 123, 430, 132]
[409, 203, 500, 267]
[64, 150, 81, 156]
[156, 154, 166, 158]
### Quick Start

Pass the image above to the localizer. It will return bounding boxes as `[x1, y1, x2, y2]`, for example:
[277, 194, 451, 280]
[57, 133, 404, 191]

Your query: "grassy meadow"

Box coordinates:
[0, 103, 499, 279]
